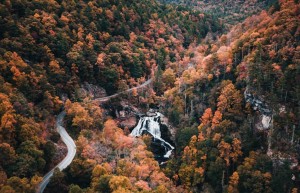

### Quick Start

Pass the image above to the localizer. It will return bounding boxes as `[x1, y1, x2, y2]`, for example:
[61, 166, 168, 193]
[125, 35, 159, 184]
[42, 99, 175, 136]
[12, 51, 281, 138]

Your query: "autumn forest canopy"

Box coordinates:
[0, 0, 299, 193]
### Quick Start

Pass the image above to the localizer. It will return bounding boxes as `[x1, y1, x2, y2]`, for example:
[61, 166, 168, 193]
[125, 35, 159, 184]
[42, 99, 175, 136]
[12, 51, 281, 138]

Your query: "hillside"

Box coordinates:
[159, 0, 278, 28]
[0, 0, 299, 193]
[158, 0, 300, 192]
[0, 0, 221, 192]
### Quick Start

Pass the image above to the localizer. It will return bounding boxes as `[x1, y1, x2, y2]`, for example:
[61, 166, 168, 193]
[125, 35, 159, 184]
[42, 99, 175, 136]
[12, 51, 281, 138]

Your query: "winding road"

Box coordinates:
[38, 112, 76, 193]
[37, 78, 152, 193]
[94, 78, 153, 102]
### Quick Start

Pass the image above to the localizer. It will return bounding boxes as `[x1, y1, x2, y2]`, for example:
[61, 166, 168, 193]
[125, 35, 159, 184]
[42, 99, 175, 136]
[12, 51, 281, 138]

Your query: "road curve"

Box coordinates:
[94, 78, 152, 102]
[38, 78, 152, 192]
[37, 112, 76, 193]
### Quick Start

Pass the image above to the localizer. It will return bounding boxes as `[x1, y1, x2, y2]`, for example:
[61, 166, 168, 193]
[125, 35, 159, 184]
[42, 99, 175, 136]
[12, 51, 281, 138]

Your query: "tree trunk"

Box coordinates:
[221, 170, 225, 190]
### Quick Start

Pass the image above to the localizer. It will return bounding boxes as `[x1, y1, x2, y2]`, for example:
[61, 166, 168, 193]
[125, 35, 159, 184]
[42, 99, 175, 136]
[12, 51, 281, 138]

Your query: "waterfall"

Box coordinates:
[130, 112, 174, 158]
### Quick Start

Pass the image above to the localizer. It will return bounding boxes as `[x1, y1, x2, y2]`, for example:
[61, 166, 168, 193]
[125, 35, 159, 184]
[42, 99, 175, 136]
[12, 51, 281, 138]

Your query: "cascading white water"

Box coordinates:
[130, 112, 174, 158]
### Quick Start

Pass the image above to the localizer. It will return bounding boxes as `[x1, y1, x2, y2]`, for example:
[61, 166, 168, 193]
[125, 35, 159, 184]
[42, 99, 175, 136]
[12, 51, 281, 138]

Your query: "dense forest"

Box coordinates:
[159, 0, 278, 28]
[0, 0, 299, 193]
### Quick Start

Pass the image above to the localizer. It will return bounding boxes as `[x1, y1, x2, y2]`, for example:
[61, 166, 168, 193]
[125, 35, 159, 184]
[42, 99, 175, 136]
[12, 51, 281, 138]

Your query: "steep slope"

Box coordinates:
[0, 0, 221, 95]
[158, 0, 300, 192]
[0, 0, 222, 192]
[159, 0, 278, 28]
[1, 0, 298, 192]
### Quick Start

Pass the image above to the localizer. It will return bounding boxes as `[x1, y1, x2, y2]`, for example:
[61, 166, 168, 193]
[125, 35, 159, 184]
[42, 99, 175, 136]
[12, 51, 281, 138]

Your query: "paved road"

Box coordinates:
[38, 79, 152, 192]
[38, 112, 76, 193]
[94, 78, 152, 102]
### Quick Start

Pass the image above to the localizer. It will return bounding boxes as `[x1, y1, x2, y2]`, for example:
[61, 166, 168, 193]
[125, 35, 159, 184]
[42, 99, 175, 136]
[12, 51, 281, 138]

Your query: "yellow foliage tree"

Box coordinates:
[228, 171, 239, 193]
[218, 140, 231, 166]
[109, 176, 132, 191]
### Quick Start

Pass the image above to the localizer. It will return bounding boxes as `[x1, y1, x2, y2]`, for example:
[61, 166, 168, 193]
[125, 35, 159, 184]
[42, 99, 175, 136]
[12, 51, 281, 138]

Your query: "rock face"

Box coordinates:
[156, 112, 176, 142]
[77, 82, 107, 99]
[101, 100, 139, 129]
[244, 88, 272, 130]
[119, 116, 138, 129]
[117, 102, 139, 129]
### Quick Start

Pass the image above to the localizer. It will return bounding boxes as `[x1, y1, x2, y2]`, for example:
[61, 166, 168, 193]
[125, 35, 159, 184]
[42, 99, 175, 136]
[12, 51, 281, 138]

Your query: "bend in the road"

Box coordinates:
[37, 112, 76, 193]
[94, 78, 152, 102]
[38, 79, 152, 193]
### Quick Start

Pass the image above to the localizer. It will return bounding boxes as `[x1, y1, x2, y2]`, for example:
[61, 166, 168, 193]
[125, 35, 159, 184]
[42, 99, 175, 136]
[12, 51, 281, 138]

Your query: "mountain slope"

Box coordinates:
[0, 0, 222, 192]
[159, 0, 278, 28]
[159, 0, 300, 192]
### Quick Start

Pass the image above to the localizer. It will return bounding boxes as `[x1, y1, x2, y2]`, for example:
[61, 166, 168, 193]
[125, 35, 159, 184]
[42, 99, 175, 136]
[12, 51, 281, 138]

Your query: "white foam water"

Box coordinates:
[130, 112, 174, 158]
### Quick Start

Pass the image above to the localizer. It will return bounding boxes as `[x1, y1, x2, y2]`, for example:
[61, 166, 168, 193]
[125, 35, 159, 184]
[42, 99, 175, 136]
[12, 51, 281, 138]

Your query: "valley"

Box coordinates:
[0, 0, 299, 193]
